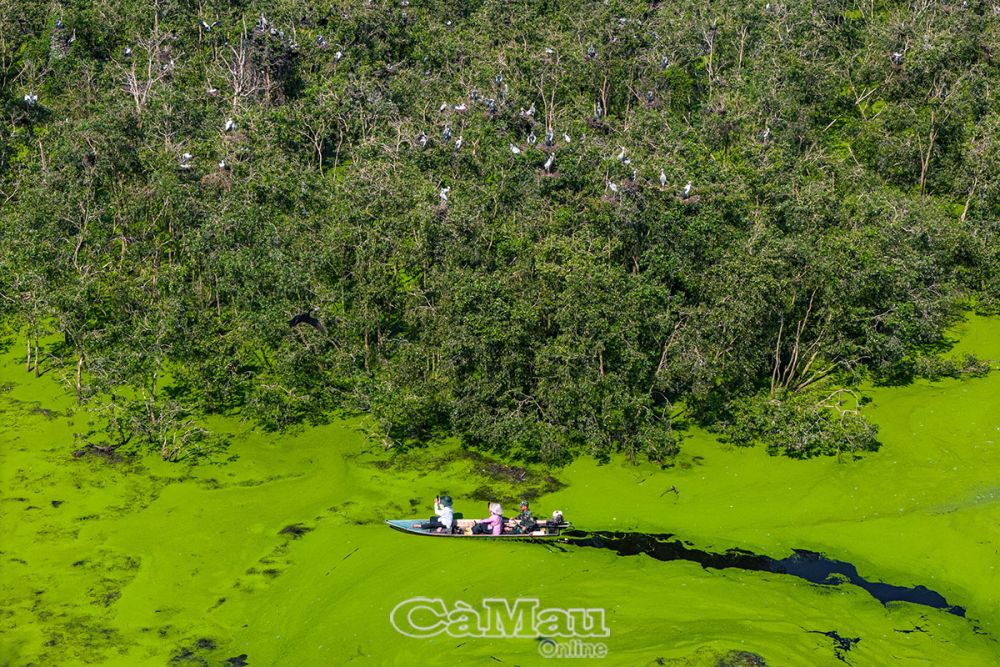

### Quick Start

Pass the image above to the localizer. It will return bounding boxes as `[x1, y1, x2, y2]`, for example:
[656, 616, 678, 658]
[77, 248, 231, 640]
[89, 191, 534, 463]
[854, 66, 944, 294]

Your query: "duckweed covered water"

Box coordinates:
[2, 316, 999, 665]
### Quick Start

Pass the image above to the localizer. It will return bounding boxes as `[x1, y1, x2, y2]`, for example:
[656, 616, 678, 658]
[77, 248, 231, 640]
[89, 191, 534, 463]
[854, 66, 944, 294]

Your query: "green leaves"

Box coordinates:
[2, 0, 997, 466]
[723, 387, 879, 459]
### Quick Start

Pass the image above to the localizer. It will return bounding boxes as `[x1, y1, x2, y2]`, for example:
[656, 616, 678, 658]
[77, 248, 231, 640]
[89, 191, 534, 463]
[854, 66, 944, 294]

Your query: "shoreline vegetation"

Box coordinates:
[2, 1, 998, 465]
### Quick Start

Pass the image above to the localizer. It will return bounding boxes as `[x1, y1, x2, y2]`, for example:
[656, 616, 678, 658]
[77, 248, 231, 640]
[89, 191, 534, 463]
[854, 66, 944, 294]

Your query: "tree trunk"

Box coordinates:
[960, 175, 978, 224]
[33, 330, 40, 376]
[151, 364, 160, 402]
[919, 111, 937, 196]
[76, 352, 85, 403]
[770, 318, 784, 396]
[26, 334, 32, 372]
[363, 329, 370, 371]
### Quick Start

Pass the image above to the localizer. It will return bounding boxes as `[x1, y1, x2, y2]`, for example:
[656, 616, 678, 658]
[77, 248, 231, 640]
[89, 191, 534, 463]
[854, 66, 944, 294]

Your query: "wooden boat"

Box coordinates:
[385, 518, 570, 538]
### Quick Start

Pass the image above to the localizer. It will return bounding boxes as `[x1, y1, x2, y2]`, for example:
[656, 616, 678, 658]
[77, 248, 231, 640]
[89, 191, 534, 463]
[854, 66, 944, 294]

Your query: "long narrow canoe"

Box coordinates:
[385, 519, 569, 538]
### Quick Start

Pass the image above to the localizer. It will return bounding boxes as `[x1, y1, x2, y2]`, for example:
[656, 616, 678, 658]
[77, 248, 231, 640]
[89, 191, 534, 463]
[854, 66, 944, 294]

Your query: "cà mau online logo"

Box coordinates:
[390, 597, 610, 639]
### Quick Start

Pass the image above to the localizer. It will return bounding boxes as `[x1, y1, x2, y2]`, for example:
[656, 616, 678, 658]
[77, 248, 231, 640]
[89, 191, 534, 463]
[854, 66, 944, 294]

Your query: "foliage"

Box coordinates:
[722, 387, 879, 459]
[915, 353, 991, 381]
[1, 0, 998, 462]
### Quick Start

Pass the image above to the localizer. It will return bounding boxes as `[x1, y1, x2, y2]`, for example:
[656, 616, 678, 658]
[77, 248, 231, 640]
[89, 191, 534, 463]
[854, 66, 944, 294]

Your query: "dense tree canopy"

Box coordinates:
[1, 0, 997, 462]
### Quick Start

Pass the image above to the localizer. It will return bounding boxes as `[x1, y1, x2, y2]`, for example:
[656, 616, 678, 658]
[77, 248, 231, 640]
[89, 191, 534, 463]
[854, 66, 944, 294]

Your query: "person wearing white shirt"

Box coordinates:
[412, 495, 454, 532]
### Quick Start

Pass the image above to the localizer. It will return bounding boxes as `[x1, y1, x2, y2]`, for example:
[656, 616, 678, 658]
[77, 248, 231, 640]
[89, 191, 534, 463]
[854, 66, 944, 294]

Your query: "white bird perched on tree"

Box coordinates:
[439, 102, 448, 112]
[890, 51, 903, 65]
[616, 146, 626, 161]
[180, 153, 193, 169]
[24, 93, 38, 105]
[510, 144, 521, 154]
[527, 132, 537, 145]
[124, 47, 132, 57]
[544, 154, 554, 173]
[218, 160, 228, 170]
[334, 50, 343, 61]
[440, 187, 450, 204]
[659, 169, 667, 187]
[454, 136, 463, 150]
[443, 126, 452, 141]
[762, 126, 771, 141]
[563, 132, 571, 143]
[418, 132, 428, 147]
[454, 103, 467, 112]
[544, 131, 554, 147]
[607, 181, 619, 194]
[683, 181, 692, 198]
[224, 118, 237, 132]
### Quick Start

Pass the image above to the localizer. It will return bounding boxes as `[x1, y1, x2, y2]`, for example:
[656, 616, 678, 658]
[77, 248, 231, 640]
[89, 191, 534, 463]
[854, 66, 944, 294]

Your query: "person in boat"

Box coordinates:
[508, 499, 539, 534]
[412, 495, 454, 533]
[472, 502, 504, 535]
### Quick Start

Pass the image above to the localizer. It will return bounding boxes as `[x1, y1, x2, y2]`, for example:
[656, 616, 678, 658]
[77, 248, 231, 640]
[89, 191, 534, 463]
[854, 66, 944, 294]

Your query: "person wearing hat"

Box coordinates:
[412, 495, 454, 532]
[472, 502, 505, 535]
[509, 500, 538, 534]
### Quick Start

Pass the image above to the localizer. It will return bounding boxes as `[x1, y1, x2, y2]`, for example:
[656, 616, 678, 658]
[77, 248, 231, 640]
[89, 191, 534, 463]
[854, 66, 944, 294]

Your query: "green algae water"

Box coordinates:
[2, 317, 999, 666]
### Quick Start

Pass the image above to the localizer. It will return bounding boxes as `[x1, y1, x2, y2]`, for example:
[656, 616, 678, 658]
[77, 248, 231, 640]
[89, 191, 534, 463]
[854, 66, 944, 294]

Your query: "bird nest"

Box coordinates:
[200, 170, 232, 191]
[586, 117, 610, 133]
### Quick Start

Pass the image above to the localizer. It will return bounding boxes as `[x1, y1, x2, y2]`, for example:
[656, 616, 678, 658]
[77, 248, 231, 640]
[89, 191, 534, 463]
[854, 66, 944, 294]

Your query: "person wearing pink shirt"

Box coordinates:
[473, 502, 504, 535]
